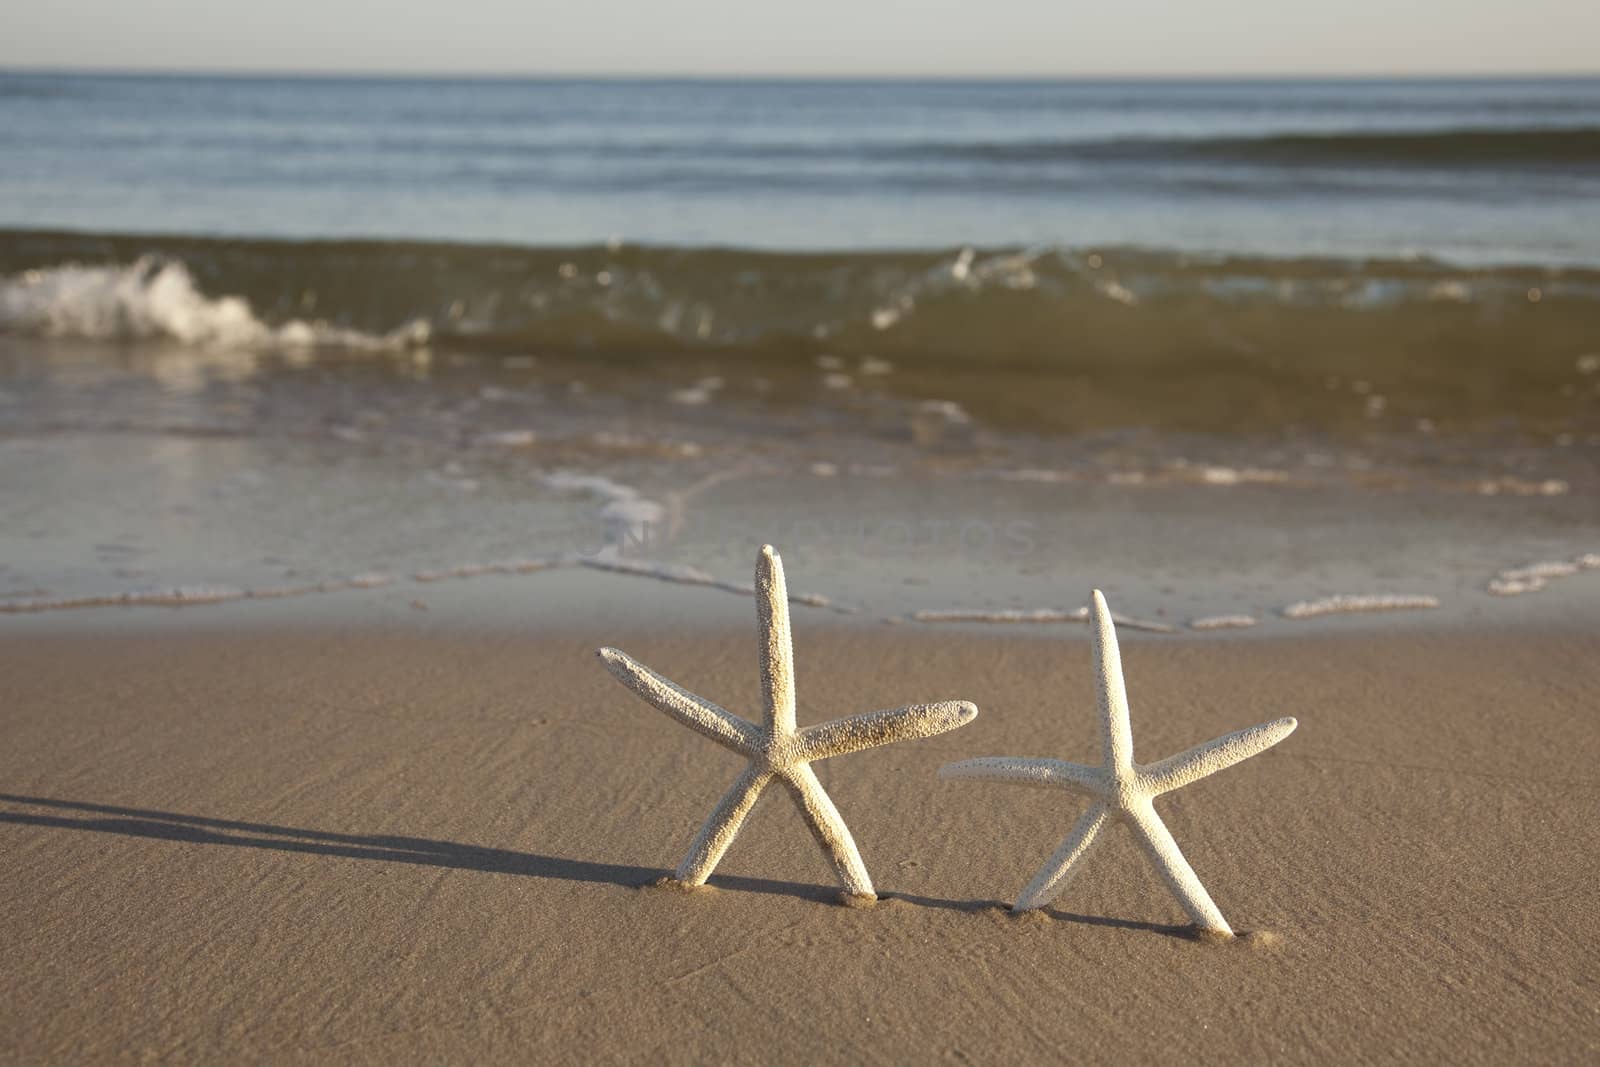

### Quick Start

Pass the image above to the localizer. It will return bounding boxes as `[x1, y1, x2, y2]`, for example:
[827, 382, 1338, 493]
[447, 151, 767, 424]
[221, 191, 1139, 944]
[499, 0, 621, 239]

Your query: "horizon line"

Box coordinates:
[4, 64, 1599, 82]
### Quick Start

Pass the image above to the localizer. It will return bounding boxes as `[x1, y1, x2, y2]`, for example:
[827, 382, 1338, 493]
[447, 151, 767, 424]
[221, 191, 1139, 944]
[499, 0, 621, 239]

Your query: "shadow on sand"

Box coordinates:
[0, 792, 1195, 938]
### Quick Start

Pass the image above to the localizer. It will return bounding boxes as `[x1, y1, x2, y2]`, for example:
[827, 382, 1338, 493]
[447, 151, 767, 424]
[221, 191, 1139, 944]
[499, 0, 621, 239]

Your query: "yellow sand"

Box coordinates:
[2, 623, 1597, 1062]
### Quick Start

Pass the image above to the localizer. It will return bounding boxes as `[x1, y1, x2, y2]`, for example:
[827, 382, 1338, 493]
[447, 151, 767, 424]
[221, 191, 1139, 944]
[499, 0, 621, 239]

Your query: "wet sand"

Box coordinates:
[2, 620, 1597, 1063]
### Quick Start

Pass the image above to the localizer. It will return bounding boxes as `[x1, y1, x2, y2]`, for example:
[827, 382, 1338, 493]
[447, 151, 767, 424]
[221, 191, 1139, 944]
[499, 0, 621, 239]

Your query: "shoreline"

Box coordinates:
[4, 620, 1598, 1061]
[4, 532, 1597, 638]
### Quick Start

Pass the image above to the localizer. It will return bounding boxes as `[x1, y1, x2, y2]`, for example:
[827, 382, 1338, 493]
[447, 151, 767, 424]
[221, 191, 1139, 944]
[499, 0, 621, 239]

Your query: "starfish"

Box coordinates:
[598, 544, 978, 901]
[939, 590, 1296, 935]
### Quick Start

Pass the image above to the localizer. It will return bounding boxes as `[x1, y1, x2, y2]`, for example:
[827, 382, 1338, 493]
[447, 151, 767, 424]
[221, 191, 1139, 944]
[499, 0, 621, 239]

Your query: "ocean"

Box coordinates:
[3, 74, 1599, 259]
[3, 73, 1600, 260]
[0, 73, 1596, 623]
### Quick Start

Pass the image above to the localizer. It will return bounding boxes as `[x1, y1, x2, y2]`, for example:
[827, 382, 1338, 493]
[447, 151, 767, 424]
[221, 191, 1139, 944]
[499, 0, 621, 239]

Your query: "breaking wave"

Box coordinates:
[0, 255, 428, 349]
[1, 230, 1597, 414]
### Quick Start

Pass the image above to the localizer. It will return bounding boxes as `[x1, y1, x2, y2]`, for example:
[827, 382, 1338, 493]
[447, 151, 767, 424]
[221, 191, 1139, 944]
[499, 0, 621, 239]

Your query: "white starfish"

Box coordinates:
[939, 590, 1296, 935]
[598, 544, 978, 901]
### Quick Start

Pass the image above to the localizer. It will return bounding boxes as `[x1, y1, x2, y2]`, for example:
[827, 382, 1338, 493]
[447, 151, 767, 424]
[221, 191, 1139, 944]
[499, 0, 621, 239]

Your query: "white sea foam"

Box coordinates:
[578, 556, 717, 585]
[0, 585, 246, 613]
[0, 571, 413, 613]
[248, 574, 395, 597]
[1475, 477, 1570, 497]
[600, 497, 667, 544]
[668, 376, 724, 406]
[1486, 556, 1597, 595]
[914, 607, 1083, 624]
[540, 470, 667, 548]
[791, 591, 842, 609]
[1280, 593, 1440, 619]
[950, 247, 976, 281]
[129, 585, 246, 605]
[0, 557, 857, 617]
[993, 468, 1075, 484]
[1498, 561, 1580, 582]
[972, 250, 1039, 290]
[1188, 614, 1259, 630]
[697, 578, 851, 612]
[911, 606, 1174, 633]
[412, 558, 562, 582]
[909, 399, 974, 447]
[1095, 279, 1138, 305]
[870, 298, 914, 330]
[917, 399, 971, 425]
[540, 471, 643, 502]
[544, 552, 851, 612]
[0, 258, 428, 350]
[1486, 576, 1546, 597]
[1193, 465, 1289, 486]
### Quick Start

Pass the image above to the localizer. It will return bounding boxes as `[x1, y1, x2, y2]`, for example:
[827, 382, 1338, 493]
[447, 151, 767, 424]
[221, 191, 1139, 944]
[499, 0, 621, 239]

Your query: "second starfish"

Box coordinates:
[940, 590, 1296, 935]
[598, 544, 978, 901]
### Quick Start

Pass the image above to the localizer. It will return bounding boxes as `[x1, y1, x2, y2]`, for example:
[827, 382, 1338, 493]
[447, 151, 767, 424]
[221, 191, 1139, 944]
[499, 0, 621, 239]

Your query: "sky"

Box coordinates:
[4, 0, 1598, 77]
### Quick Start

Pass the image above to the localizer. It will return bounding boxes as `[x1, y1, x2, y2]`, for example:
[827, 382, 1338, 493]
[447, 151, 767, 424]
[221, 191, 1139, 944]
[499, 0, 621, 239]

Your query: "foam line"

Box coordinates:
[698, 578, 857, 614]
[0, 585, 246, 613]
[1188, 614, 1260, 630]
[577, 557, 855, 613]
[1280, 594, 1439, 619]
[1485, 553, 1600, 595]
[1499, 561, 1580, 581]
[909, 606, 1175, 633]
[412, 558, 564, 582]
[0, 575, 402, 614]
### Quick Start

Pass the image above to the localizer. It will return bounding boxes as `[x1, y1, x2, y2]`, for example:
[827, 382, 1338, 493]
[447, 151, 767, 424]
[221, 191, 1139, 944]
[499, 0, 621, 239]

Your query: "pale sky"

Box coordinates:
[4, 0, 1598, 77]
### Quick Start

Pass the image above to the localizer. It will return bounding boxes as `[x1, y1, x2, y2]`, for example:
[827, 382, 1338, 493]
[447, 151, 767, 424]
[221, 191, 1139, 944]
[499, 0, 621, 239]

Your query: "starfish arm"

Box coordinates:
[1013, 803, 1109, 911]
[596, 647, 759, 755]
[1138, 717, 1299, 796]
[1122, 799, 1233, 935]
[674, 765, 773, 886]
[798, 700, 978, 762]
[755, 545, 797, 735]
[781, 764, 875, 898]
[937, 756, 1104, 796]
[1089, 590, 1135, 772]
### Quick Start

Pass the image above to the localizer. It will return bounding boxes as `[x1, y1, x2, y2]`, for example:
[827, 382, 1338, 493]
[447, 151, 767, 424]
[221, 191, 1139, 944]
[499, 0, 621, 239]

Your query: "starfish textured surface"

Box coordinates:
[939, 590, 1296, 935]
[598, 544, 978, 900]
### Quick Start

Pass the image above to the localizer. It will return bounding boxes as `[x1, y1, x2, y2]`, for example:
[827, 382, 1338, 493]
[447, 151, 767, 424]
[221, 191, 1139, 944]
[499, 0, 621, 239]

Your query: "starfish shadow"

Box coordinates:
[0, 793, 912, 907]
[0, 793, 852, 902]
[874, 892, 1197, 938]
[0, 794, 1209, 937]
[1039, 907, 1202, 939]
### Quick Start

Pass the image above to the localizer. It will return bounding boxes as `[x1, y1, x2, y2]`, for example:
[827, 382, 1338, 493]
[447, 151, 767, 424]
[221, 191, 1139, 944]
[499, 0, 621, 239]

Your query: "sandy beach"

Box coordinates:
[4, 617, 1597, 1063]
